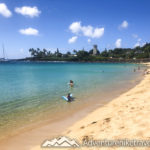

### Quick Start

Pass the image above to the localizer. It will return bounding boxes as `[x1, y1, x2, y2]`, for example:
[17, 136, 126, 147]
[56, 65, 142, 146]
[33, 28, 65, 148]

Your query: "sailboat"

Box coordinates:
[0, 44, 7, 61]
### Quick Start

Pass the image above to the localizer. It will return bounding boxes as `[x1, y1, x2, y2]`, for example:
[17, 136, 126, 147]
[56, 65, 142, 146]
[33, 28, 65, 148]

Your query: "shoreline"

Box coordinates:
[30, 62, 150, 150]
[61, 62, 150, 149]
[1, 59, 150, 64]
[0, 63, 148, 150]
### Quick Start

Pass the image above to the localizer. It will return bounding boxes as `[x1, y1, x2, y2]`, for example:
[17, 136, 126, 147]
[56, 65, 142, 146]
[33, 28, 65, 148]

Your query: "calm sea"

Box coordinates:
[0, 62, 145, 140]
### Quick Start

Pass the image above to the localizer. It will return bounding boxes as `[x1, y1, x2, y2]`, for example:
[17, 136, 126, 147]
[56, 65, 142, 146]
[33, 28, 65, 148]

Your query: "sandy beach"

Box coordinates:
[29, 63, 150, 150]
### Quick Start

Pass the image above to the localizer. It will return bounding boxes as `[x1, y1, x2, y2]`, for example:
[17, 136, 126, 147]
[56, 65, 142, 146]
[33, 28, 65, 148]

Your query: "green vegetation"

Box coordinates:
[27, 43, 150, 62]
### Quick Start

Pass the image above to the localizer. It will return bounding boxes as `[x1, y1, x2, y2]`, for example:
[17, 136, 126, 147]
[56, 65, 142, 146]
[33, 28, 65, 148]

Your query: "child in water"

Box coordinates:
[69, 80, 74, 87]
[67, 93, 71, 102]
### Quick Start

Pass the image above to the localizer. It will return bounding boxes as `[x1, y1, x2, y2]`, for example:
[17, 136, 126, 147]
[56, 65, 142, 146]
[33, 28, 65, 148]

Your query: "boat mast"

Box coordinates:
[2, 44, 5, 59]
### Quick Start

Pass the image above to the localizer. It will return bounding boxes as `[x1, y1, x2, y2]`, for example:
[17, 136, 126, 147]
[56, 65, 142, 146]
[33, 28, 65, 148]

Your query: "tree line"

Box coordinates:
[28, 43, 150, 62]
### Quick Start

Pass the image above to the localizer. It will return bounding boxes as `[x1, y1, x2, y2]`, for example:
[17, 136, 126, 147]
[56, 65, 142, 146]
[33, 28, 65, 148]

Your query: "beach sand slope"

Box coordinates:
[32, 63, 150, 150]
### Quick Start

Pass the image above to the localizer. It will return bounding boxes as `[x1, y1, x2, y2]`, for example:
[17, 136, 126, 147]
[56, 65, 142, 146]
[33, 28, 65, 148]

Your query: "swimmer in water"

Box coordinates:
[69, 80, 74, 87]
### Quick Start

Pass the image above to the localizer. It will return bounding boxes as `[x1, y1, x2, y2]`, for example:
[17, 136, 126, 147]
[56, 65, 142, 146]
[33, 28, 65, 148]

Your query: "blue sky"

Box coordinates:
[0, 0, 150, 58]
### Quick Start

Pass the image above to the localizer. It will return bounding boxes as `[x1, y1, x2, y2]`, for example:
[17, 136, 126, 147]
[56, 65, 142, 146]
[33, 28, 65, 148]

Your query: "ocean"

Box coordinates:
[0, 62, 145, 140]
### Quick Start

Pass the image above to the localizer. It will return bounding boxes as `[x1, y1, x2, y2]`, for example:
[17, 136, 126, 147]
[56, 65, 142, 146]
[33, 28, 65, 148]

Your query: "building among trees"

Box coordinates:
[93, 45, 99, 55]
[28, 43, 150, 61]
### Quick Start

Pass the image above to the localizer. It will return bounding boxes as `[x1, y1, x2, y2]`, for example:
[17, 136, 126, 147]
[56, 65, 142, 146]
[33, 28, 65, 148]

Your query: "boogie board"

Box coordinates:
[62, 94, 73, 102]
[62, 96, 68, 101]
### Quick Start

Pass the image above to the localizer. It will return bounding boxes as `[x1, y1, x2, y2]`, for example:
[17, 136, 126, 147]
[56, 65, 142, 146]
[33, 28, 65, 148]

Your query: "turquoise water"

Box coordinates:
[0, 62, 144, 139]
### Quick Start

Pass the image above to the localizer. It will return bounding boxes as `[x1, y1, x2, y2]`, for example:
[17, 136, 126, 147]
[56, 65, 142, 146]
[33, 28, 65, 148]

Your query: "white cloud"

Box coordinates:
[19, 27, 39, 36]
[120, 20, 128, 29]
[134, 42, 140, 48]
[142, 42, 146, 47]
[92, 27, 104, 38]
[68, 36, 78, 44]
[0, 3, 12, 17]
[69, 21, 104, 38]
[82, 26, 104, 38]
[82, 25, 93, 37]
[15, 6, 41, 18]
[115, 38, 122, 48]
[134, 38, 143, 48]
[69, 21, 81, 34]
[87, 38, 91, 43]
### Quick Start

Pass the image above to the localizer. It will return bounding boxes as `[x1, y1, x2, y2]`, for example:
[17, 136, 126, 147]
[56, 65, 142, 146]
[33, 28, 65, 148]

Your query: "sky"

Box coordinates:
[0, 0, 150, 59]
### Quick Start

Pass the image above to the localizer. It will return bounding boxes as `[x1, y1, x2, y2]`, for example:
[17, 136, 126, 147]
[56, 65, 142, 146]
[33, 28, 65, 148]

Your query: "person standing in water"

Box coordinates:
[67, 93, 71, 102]
[69, 80, 74, 87]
